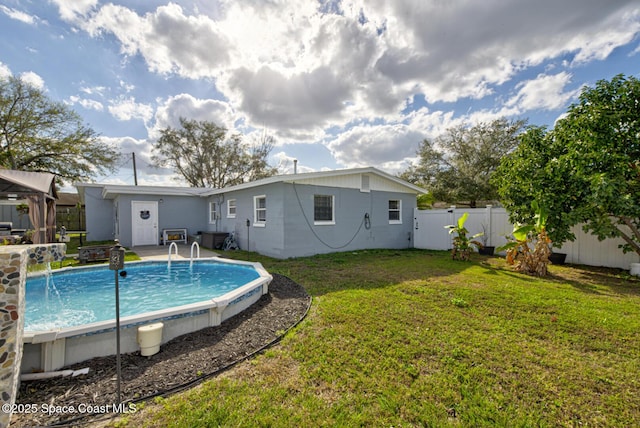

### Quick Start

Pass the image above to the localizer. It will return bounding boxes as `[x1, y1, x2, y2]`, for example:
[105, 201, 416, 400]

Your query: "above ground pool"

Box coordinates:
[26, 259, 262, 331]
[21, 257, 272, 373]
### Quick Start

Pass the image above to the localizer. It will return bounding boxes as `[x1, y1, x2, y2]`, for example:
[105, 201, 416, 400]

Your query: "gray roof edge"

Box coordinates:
[74, 182, 212, 199]
[200, 166, 427, 196]
[74, 167, 427, 200]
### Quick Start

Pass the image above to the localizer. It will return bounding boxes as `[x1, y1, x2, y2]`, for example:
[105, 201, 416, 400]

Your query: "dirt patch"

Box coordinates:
[12, 274, 311, 427]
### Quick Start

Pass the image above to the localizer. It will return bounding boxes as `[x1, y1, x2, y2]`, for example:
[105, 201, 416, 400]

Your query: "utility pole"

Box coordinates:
[132, 152, 138, 185]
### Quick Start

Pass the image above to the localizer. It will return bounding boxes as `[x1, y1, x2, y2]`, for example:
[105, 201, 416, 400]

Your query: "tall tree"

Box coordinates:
[0, 75, 120, 182]
[401, 118, 526, 207]
[491, 125, 578, 246]
[152, 118, 277, 188]
[493, 74, 640, 256]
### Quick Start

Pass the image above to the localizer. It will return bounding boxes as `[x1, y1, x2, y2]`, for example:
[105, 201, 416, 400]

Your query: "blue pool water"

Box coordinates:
[25, 260, 261, 331]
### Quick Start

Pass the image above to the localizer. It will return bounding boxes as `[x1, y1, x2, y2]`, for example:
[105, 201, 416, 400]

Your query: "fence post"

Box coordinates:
[485, 205, 492, 246]
[448, 206, 456, 249]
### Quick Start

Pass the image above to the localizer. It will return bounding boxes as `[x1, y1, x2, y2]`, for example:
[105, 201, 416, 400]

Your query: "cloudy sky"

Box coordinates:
[1, 0, 639, 187]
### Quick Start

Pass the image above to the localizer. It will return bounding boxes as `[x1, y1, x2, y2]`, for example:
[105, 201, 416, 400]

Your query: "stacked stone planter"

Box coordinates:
[0, 244, 65, 427]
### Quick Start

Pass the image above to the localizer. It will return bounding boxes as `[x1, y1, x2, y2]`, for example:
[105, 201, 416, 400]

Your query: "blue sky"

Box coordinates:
[1, 0, 639, 188]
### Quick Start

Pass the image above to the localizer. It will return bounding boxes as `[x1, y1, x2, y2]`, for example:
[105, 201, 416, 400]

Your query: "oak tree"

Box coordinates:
[152, 118, 277, 188]
[0, 75, 120, 183]
[402, 118, 526, 207]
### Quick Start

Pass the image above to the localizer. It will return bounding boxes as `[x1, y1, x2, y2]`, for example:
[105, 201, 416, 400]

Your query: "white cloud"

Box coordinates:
[0, 5, 37, 25]
[50, 0, 98, 22]
[73, 1, 640, 142]
[43, 0, 640, 178]
[69, 95, 104, 111]
[97, 136, 182, 186]
[119, 80, 135, 93]
[83, 3, 230, 77]
[404, 108, 460, 140]
[570, 8, 640, 64]
[366, 0, 640, 108]
[323, 105, 473, 174]
[80, 85, 107, 96]
[327, 123, 426, 172]
[108, 96, 154, 123]
[225, 65, 351, 130]
[505, 72, 579, 112]
[151, 93, 237, 139]
[81, 98, 103, 111]
[271, 151, 315, 174]
[19, 71, 45, 89]
[0, 63, 11, 79]
[105, 136, 152, 165]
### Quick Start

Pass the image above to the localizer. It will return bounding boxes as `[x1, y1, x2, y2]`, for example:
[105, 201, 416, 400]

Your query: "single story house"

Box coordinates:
[77, 167, 427, 259]
[76, 183, 210, 247]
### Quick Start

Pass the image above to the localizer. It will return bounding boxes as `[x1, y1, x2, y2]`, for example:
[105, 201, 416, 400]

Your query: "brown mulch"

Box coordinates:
[12, 273, 311, 427]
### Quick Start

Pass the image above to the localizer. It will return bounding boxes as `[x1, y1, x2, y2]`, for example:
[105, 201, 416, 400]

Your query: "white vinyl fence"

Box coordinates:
[413, 206, 640, 270]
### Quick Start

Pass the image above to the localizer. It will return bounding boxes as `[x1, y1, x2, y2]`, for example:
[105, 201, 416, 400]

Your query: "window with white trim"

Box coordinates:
[314, 194, 335, 225]
[209, 201, 218, 224]
[388, 199, 402, 224]
[227, 199, 237, 218]
[253, 195, 266, 226]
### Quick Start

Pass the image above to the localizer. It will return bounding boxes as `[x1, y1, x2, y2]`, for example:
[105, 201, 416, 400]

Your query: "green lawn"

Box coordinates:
[113, 249, 639, 427]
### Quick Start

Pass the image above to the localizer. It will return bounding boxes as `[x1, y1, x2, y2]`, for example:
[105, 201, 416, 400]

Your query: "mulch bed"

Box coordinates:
[12, 274, 311, 427]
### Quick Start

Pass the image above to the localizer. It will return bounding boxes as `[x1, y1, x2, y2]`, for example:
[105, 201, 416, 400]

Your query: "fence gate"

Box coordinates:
[414, 208, 454, 250]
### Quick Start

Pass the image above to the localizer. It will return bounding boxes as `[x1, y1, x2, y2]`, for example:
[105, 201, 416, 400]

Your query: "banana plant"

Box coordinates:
[444, 212, 483, 261]
[497, 201, 551, 276]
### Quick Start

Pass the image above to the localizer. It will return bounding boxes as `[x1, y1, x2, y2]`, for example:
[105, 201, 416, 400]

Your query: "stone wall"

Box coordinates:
[0, 244, 65, 428]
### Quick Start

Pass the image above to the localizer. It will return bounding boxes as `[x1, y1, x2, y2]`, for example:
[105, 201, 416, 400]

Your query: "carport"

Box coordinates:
[0, 169, 58, 243]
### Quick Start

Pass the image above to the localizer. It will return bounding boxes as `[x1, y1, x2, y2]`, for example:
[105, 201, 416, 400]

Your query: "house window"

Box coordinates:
[254, 195, 266, 226]
[389, 199, 402, 224]
[314, 194, 334, 225]
[209, 201, 218, 224]
[227, 199, 236, 218]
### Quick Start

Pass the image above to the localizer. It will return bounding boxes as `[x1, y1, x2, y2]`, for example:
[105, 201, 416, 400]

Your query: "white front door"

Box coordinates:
[131, 201, 158, 246]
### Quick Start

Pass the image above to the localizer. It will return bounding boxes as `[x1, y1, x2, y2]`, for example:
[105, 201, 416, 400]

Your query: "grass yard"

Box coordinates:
[113, 249, 639, 427]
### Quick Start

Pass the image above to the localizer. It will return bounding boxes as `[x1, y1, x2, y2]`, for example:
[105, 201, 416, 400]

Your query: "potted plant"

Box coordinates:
[548, 251, 567, 265]
[497, 201, 551, 276]
[478, 223, 495, 256]
[444, 212, 483, 261]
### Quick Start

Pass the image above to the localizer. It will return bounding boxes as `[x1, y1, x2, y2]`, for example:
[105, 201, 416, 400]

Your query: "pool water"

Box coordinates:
[25, 261, 261, 331]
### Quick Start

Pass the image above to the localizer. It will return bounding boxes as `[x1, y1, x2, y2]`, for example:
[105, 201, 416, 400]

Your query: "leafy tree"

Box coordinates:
[416, 192, 435, 210]
[491, 125, 579, 246]
[0, 75, 120, 182]
[493, 74, 640, 257]
[152, 118, 277, 188]
[402, 118, 526, 207]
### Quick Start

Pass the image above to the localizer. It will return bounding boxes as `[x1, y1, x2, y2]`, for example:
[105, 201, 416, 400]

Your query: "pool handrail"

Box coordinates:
[168, 242, 178, 268]
[190, 241, 200, 260]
